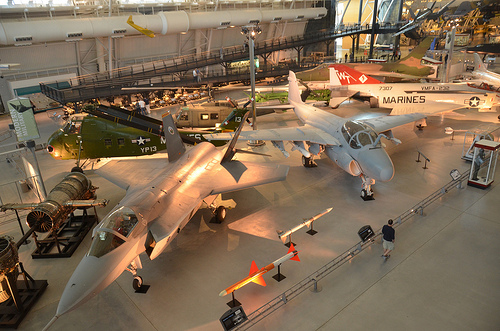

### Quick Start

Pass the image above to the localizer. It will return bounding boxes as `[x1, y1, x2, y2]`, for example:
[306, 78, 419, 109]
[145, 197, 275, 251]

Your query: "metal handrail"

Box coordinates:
[236, 169, 470, 330]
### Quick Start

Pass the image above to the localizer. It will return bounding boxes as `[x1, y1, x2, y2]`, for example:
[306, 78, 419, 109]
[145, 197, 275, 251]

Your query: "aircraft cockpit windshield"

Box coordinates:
[341, 121, 379, 149]
[88, 207, 139, 258]
[62, 119, 82, 135]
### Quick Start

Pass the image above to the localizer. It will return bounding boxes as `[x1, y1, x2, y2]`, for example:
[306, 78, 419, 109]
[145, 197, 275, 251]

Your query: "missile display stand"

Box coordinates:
[31, 206, 98, 259]
[0, 237, 47, 328]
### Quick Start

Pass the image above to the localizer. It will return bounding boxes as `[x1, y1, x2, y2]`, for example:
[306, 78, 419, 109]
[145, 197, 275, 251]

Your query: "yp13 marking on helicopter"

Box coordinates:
[43, 112, 289, 330]
[204, 71, 425, 199]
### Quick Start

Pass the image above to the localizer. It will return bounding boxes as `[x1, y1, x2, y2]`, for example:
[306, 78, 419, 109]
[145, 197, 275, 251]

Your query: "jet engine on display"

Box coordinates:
[0, 236, 19, 303]
[1, 171, 108, 235]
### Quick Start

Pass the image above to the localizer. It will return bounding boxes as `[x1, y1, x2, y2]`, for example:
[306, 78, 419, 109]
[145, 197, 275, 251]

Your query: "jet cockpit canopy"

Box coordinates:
[341, 120, 379, 149]
[89, 206, 139, 258]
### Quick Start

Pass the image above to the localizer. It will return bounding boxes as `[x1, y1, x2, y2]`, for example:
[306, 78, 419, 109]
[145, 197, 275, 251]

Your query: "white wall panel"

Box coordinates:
[0, 42, 76, 72]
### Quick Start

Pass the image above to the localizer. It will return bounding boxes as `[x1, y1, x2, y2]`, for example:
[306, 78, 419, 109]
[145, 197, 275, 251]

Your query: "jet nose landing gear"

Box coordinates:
[127, 260, 150, 293]
[360, 175, 375, 201]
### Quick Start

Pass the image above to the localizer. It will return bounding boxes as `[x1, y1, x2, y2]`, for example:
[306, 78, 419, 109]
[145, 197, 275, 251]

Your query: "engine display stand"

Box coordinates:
[31, 207, 97, 259]
[0, 263, 48, 329]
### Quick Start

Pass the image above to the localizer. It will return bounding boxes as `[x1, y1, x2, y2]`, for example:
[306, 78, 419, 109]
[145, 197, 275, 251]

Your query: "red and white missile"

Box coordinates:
[219, 244, 300, 297]
[277, 207, 333, 244]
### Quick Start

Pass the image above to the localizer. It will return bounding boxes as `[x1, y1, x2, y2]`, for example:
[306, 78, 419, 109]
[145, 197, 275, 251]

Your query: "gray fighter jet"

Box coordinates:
[204, 71, 425, 200]
[44, 112, 289, 329]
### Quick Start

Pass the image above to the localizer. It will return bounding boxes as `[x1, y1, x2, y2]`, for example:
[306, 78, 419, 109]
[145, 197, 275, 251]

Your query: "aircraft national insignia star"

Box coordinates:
[469, 96, 480, 107]
[132, 136, 150, 145]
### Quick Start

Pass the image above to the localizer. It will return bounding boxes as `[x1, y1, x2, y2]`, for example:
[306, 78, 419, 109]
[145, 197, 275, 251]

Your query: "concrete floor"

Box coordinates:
[0, 94, 499, 331]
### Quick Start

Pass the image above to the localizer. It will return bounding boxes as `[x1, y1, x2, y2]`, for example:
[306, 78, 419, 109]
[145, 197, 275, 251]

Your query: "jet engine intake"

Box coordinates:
[26, 172, 96, 232]
[325, 148, 362, 176]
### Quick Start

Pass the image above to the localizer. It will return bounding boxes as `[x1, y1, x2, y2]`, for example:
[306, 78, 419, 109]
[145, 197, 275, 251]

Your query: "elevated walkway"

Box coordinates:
[40, 24, 399, 104]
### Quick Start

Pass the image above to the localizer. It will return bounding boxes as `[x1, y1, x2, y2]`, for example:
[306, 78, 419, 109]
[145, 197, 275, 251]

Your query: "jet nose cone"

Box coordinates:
[379, 166, 394, 182]
[56, 256, 107, 317]
[357, 149, 394, 182]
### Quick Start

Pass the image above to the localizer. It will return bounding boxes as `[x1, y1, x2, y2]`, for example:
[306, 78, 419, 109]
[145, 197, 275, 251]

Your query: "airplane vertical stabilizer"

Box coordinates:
[396, 36, 434, 64]
[220, 110, 250, 163]
[288, 71, 303, 104]
[473, 53, 486, 72]
[162, 113, 185, 163]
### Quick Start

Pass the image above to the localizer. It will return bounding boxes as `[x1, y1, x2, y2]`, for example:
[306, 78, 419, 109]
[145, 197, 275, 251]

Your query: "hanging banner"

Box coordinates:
[7, 97, 40, 142]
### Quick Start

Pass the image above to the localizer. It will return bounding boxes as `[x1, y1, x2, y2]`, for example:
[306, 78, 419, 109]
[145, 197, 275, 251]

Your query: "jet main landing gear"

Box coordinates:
[302, 155, 317, 168]
[213, 205, 226, 223]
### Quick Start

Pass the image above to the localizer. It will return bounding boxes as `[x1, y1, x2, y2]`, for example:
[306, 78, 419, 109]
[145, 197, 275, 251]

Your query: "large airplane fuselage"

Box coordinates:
[290, 100, 394, 182]
[56, 142, 219, 316]
[351, 82, 497, 110]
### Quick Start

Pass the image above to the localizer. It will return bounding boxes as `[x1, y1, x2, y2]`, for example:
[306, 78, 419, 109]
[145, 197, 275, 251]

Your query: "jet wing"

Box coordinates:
[147, 191, 202, 260]
[95, 157, 167, 190]
[209, 161, 289, 195]
[362, 113, 426, 133]
[388, 102, 466, 116]
[204, 125, 341, 146]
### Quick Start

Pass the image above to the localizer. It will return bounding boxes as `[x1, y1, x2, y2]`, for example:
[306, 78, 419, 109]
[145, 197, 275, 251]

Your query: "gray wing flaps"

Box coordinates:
[162, 114, 186, 163]
[212, 162, 289, 195]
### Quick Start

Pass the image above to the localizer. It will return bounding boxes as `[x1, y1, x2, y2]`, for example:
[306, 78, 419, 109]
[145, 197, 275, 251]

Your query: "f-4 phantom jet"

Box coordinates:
[44, 112, 288, 330]
[204, 71, 425, 199]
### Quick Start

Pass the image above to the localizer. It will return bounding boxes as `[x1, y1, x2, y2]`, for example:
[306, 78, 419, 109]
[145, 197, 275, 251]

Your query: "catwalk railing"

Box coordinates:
[39, 23, 399, 104]
[236, 169, 470, 330]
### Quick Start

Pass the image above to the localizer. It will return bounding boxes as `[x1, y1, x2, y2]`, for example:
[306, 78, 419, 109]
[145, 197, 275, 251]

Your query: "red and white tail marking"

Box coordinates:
[328, 64, 382, 86]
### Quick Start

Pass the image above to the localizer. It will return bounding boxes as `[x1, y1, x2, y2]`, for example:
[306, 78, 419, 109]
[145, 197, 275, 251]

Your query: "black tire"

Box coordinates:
[361, 189, 367, 198]
[133, 276, 143, 291]
[216, 206, 226, 223]
[302, 155, 309, 167]
[71, 166, 84, 173]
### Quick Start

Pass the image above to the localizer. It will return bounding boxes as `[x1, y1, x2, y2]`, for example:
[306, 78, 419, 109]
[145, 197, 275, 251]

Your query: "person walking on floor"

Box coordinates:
[382, 219, 395, 260]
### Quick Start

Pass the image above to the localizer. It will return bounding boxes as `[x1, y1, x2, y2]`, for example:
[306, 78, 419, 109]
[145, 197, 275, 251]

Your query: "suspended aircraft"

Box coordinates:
[204, 71, 425, 199]
[393, 0, 456, 37]
[327, 64, 499, 121]
[126, 15, 155, 38]
[46, 107, 251, 161]
[43, 112, 289, 330]
[296, 37, 436, 84]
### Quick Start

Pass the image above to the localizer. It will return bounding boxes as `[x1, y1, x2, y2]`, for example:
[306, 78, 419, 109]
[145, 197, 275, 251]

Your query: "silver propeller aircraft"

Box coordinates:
[204, 71, 425, 199]
[44, 113, 289, 329]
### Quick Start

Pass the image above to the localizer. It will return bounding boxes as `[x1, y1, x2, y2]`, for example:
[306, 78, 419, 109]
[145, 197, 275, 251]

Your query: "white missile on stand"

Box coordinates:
[277, 207, 333, 244]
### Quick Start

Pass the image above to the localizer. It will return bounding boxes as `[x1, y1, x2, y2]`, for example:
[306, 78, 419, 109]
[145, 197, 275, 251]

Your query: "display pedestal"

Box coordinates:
[0, 263, 47, 329]
[31, 208, 97, 259]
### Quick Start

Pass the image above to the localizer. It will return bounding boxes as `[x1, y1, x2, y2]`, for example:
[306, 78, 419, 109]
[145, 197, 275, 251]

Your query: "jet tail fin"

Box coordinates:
[329, 65, 383, 85]
[396, 36, 434, 64]
[220, 109, 250, 163]
[162, 113, 186, 163]
[288, 71, 304, 104]
[473, 53, 486, 72]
